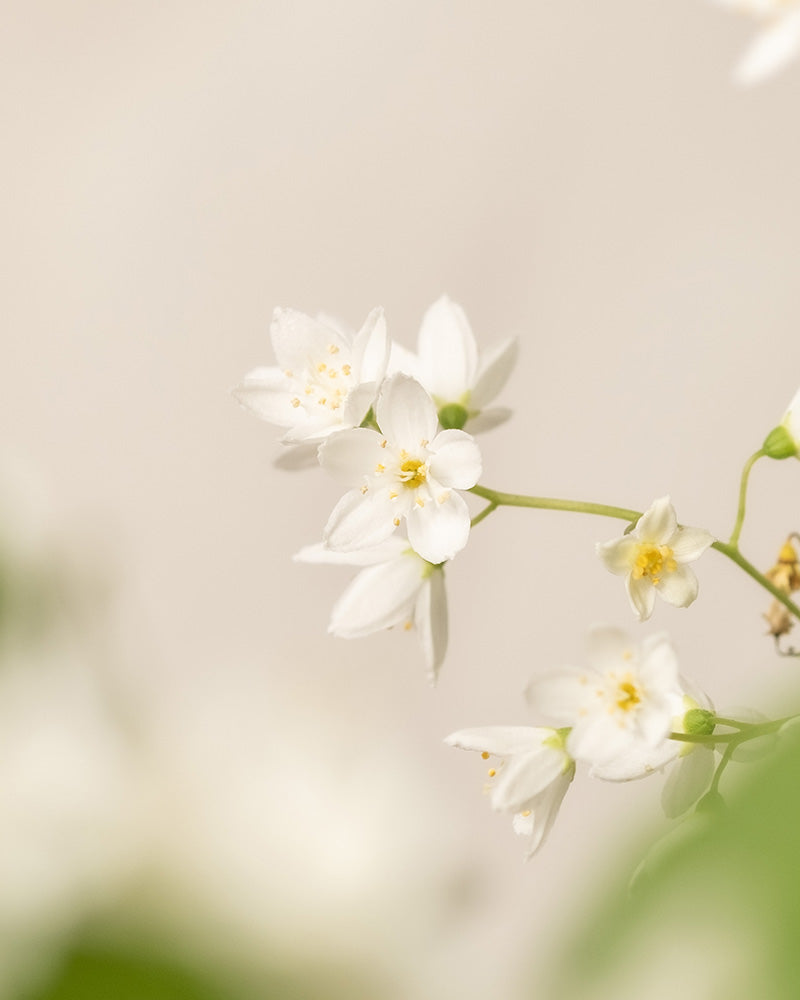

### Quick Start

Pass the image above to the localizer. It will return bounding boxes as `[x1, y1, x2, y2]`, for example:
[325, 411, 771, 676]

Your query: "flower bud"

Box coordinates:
[762, 425, 798, 460]
[438, 402, 469, 430]
[683, 708, 716, 736]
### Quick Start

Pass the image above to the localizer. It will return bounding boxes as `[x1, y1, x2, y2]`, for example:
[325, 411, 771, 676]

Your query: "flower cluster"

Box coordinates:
[235, 296, 516, 680]
[237, 296, 797, 863]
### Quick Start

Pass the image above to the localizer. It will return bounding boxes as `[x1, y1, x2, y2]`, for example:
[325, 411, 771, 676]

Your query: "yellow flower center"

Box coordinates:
[398, 455, 427, 488]
[632, 543, 677, 585]
[615, 678, 641, 713]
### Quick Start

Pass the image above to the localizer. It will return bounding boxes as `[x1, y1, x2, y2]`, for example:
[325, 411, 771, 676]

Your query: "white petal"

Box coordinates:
[525, 669, 588, 724]
[596, 536, 638, 576]
[470, 337, 519, 410]
[329, 555, 424, 637]
[661, 748, 715, 819]
[735, 11, 800, 86]
[406, 490, 470, 563]
[445, 726, 553, 756]
[591, 739, 680, 782]
[783, 385, 800, 444]
[639, 633, 680, 690]
[670, 526, 715, 562]
[232, 368, 297, 427]
[568, 715, 635, 764]
[323, 487, 398, 552]
[386, 342, 421, 380]
[465, 408, 513, 434]
[351, 307, 390, 384]
[270, 308, 348, 371]
[342, 381, 380, 428]
[626, 574, 656, 621]
[318, 428, 384, 486]
[294, 537, 409, 567]
[415, 567, 448, 684]
[428, 430, 482, 489]
[518, 770, 572, 860]
[416, 296, 479, 401]
[491, 748, 565, 813]
[635, 496, 677, 544]
[656, 564, 699, 609]
[585, 626, 638, 673]
[375, 374, 438, 448]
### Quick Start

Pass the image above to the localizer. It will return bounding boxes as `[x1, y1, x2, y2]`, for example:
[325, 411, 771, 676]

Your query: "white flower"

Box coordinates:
[233, 306, 389, 444]
[319, 374, 482, 564]
[591, 689, 717, 819]
[526, 627, 686, 766]
[596, 496, 715, 621]
[294, 538, 448, 683]
[389, 296, 518, 433]
[712, 0, 800, 84]
[444, 726, 574, 859]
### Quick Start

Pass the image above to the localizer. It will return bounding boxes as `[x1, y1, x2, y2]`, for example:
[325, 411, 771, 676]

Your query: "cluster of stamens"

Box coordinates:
[288, 344, 354, 412]
[631, 543, 677, 586]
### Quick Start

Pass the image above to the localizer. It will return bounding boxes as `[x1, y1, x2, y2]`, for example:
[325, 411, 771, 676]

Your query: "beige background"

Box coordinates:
[3, 2, 800, 997]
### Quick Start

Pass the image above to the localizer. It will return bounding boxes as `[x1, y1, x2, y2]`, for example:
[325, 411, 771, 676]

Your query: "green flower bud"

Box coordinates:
[438, 402, 469, 431]
[683, 708, 716, 736]
[763, 425, 798, 460]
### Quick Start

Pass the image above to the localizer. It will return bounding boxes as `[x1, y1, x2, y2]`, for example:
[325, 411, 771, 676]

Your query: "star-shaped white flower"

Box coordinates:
[526, 627, 686, 766]
[319, 374, 482, 564]
[712, 0, 800, 84]
[233, 306, 389, 444]
[294, 537, 448, 683]
[389, 296, 518, 433]
[596, 496, 715, 621]
[445, 726, 574, 859]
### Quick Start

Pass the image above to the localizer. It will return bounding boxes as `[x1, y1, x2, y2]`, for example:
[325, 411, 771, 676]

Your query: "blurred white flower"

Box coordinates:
[713, 0, 800, 84]
[319, 374, 482, 564]
[389, 296, 518, 433]
[445, 726, 574, 859]
[596, 496, 714, 621]
[233, 306, 389, 444]
[526, 627, 685, 766]
[294, 538, 448, 683]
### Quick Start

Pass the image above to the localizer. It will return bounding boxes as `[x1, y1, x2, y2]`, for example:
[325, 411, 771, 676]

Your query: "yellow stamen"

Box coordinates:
[317, 362, 327, 372]
[342, 363, 351, 375]
[399, 456, 427, 488]
[375, 464, 385, 473]
[487, 768, 496, 778]
[328, 344, 339, 355]
[291, 397, 301, 408]
[521, 810, 532, 818]
[632, 543, 677, 584]
[481, 751, 490, 760]
[393, 517, 401, 526]
[360, 485, 368, 495]
[615, 678, 641, 713]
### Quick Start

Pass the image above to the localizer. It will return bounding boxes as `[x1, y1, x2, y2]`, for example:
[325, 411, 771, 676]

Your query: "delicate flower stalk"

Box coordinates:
[596, 497, 714, 621]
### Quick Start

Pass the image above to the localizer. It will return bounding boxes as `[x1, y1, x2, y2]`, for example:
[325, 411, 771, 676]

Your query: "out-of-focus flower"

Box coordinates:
[319, 374, 482, 564]
[764, 536, 800, 638]
[294, 538, 448, 683]
[713, 0, 800, 85]
[445, 726, 574, 859]
[596, 496, 714, 621]
[526, 627, 685, 766]
[389, 296, 518, 433]
[233, 307, 389, 444]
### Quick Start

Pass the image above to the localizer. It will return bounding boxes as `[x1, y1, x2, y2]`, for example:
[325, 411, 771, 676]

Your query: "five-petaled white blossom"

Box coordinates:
[526, 627, 685, 766]
[596, 496, 715, 621]
[445, 726, 574, 859]
[319, 374, 482, 565]
[294, 538, 448, 683]
[233, 306, 390, 444]
[389, 296, 518, 433]
[712, 0, 800, 84]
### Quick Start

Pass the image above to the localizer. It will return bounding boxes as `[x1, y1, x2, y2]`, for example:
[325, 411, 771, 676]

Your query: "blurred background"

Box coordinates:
[3, 1, 800, 997]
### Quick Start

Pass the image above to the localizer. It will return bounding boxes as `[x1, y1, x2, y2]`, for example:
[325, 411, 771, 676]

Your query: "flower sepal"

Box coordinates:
[763, 424, 798, 460]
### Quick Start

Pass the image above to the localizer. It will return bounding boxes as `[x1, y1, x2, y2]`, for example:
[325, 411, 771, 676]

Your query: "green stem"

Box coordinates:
[470, 501, 498, 528]
[712, 540, 800, 622]
[669, 714, 797, 747]
[708, 742, 737, 798]
[469, 485, 641, 524]
[729, 449, 765, 548]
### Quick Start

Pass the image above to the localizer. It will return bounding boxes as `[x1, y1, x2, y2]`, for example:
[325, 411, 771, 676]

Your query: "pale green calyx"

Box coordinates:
[763, 425, 798, 460]
[683, 708, 716, 737]
[438, 402, 470, 430]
